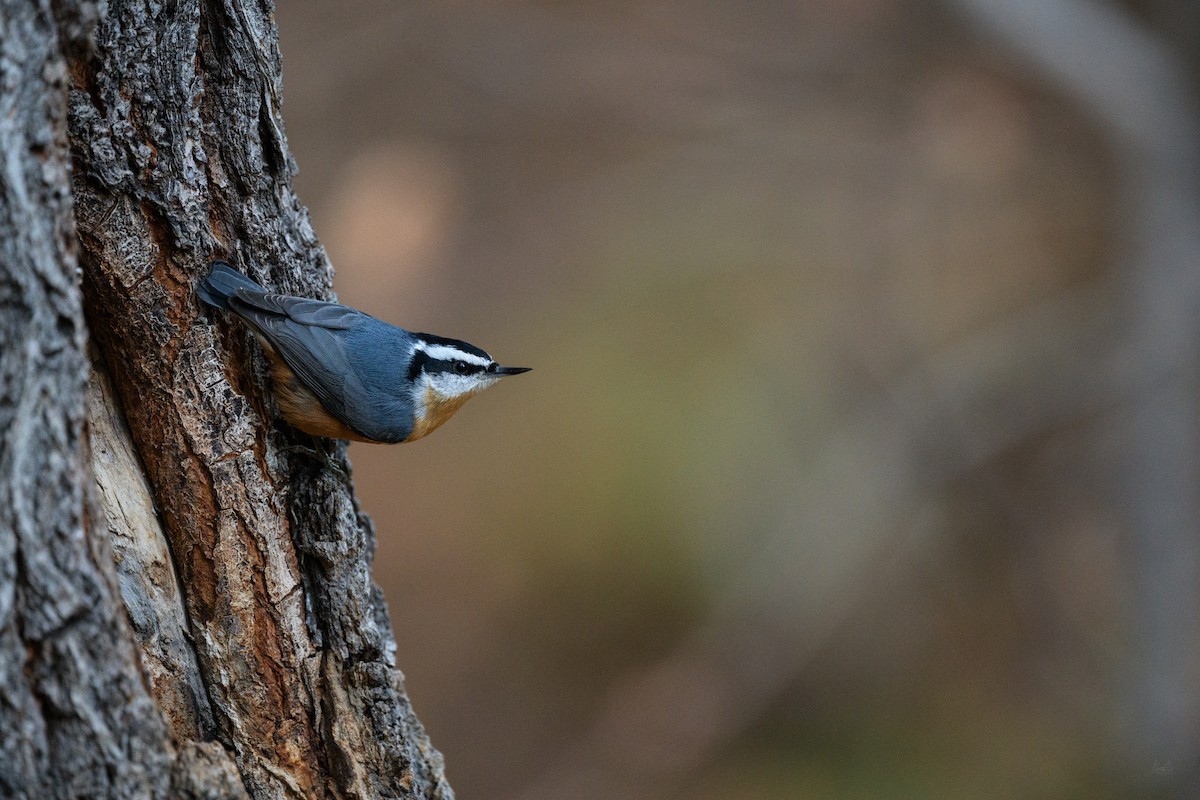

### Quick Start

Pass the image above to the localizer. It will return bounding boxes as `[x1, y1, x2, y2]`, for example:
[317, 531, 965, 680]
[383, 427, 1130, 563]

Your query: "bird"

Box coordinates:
[198, 260, 530, 444]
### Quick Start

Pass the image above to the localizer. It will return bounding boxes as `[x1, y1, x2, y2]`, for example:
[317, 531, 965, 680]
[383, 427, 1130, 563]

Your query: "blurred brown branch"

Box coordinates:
[955, 0, 1200, 789]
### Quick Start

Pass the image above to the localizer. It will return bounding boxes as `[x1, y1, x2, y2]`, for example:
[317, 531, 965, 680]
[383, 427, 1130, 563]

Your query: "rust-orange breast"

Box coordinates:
[406, 385, 479, 442]
[268, 355, 369, 441]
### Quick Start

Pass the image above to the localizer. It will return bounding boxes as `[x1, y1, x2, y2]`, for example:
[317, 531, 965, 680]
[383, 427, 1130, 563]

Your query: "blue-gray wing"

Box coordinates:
[226, 290, 373, 435]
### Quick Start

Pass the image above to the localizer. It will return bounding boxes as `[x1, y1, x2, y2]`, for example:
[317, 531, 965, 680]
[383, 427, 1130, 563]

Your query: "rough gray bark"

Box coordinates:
[1, 0, 452, 798]
[0, 1, 175, 797]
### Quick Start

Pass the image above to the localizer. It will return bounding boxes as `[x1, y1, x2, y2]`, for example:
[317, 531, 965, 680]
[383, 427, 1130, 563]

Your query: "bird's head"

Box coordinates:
[406, 334, 530, 440]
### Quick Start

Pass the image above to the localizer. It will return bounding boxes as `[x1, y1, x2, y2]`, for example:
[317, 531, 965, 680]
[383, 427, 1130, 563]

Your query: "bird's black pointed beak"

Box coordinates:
[492, 365, 532, 376]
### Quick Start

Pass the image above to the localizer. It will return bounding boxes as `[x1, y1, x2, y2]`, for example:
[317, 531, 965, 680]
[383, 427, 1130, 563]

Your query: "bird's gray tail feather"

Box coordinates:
[198, 260, 266, 309]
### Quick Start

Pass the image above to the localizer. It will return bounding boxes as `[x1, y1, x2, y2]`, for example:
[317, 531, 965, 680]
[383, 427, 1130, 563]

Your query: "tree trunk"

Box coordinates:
[1, 1, 453, 798]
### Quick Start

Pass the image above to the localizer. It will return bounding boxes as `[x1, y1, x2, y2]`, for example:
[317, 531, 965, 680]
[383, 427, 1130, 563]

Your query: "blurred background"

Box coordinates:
[278, 2, 1200, 798]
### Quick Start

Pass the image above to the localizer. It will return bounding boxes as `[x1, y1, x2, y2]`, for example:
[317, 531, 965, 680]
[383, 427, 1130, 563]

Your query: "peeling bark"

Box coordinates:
[1, 0, 452, 798]
[89, 344, 216, 743]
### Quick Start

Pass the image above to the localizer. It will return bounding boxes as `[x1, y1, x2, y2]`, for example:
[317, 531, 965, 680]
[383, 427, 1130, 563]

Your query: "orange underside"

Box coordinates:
[269, 357, 368, 441]
[265, 344, 476, 443]
[405, 385, 477, 442]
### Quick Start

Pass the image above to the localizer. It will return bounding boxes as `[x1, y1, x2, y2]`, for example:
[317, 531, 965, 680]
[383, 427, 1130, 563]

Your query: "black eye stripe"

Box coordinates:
[409, 341, 494, 379]
[408, 349, 430, 382]
[417, 357, 485, 376]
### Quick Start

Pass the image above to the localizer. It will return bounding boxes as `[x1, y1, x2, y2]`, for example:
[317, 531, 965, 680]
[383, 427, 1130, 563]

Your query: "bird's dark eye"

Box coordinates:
[454, 360, 471, 375]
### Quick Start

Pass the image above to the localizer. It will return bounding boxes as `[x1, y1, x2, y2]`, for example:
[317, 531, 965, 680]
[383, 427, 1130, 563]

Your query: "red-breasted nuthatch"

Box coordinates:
[198, 260, 530, 443]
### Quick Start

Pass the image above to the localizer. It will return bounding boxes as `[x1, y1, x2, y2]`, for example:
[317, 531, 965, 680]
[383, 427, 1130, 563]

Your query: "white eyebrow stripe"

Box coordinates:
[414, 341, 491, 366]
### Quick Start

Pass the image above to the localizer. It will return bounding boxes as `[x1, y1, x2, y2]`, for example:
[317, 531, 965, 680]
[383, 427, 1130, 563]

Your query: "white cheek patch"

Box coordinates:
[426, 372, 499, 399]
[414, 341, 492, 367]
